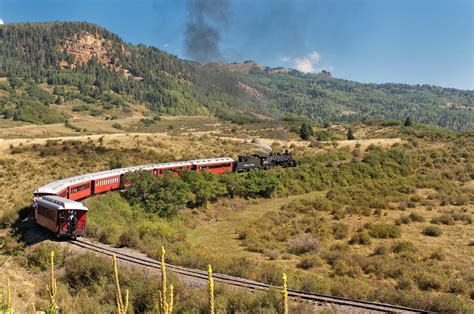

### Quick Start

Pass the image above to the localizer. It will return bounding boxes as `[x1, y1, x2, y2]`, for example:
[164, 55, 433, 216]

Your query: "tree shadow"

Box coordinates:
[11, 205, 59, 246]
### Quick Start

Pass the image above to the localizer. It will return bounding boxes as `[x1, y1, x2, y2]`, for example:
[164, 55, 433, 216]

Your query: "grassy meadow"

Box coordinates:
[0, 118, 472, 312]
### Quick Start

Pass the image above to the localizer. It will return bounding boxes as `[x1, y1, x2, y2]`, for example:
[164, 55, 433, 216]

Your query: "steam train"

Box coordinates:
[234, 151, 297, 172]
[33, 151, 296, 238]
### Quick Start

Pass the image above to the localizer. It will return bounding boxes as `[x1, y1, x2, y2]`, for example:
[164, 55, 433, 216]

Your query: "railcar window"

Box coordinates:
[96, 177, 119, 187]
[70, 182, 90, 194]
[38, 205, 56, 221]
[200, 163, 231, 170]
[161, 167, 187, 173]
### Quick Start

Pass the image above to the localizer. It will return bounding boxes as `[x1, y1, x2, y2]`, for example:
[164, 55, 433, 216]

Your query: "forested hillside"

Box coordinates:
[238, 69, 473, 130]
[0, 22, 472, 130]
[0, 22, 260, 123]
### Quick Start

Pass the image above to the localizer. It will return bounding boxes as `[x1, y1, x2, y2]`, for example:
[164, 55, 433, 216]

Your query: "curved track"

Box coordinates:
[70, 238, 428, 313]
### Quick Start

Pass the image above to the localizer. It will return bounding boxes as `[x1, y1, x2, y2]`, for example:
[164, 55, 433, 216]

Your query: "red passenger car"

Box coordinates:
[93, 175, 121, 194]
[192, 158, 234, 174]
[35, 196, 88, 238]
[153, 161, 193, 176]
[57, 188, 68, 198]
[68, 181, 92, 200]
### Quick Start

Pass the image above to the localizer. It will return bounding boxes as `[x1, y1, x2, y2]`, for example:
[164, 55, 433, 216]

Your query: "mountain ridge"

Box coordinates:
[0, 21, 472, 130]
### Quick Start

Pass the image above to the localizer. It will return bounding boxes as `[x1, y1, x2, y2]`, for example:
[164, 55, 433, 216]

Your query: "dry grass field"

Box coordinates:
[0, 117, 472, 312]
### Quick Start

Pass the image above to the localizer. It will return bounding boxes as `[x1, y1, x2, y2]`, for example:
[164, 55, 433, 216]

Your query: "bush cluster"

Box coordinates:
[349, 231, 372, 245]
[123, 169, 280, 217]
[368, 224, 401, 239]
[423, 226, 443, 237]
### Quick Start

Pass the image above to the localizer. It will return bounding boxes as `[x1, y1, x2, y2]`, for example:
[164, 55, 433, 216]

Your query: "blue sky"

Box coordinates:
[0, 0, 472, 89]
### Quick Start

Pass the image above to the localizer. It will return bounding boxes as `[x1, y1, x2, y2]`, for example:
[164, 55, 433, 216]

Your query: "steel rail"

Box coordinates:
[70, 238, 429, 313]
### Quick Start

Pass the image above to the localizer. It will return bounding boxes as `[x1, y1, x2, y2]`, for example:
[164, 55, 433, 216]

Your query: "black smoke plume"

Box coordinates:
[185, 0, 230, 63]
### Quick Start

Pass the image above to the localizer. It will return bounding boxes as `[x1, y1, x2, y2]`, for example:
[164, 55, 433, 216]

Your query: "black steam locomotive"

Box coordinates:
[233, 150, 297, 173]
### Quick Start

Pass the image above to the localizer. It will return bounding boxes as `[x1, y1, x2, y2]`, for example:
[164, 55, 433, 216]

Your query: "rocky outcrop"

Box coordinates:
[59, 32, 141, 80]
[237, 81, 262, 97]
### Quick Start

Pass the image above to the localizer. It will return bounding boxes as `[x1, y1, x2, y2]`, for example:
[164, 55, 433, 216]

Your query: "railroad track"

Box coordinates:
[70, 238, 428, 313]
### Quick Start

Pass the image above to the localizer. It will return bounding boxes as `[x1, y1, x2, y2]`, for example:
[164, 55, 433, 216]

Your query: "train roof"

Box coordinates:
[38, 195, 88, 211]
[189, 157, 234, 165]
[34, 159, 231, 195]
[154, 161, 193, 168]
[35, 176, 81, 195]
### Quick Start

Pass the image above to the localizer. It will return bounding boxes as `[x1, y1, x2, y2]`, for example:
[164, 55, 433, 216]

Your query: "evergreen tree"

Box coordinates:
[404, 116, 413, 127]
[299, 123, 313, 140]
[55, 96, 63, 105]
[347, 128, 355, 140]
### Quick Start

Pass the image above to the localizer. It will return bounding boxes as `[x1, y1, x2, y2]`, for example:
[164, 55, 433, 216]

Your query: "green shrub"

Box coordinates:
[332, 259, 363, 277]
[118, 229, 140, 248]
[331, 208, 347, 220]
[108, 152, 124, 169]
[0, 207, 18, 227]
[392, 241, 415, 253]
[372, 246, 390, 255]
[408, 212, 425, 222]
[26, 243, 67, 271]
[297, 256, 323, 270]
[264, 249, 280, 260]
[123, 172, 194, 217]
[12, 100, 66, 124]
[430, 293, 472, 313]
[112, 123, 122, 130]
[330, 277, 371, 300]
[288, 234, 319, 255]
[451, 211, 473, 224]
[226, 169, 280, 198]
[431, 215, 455, 225]
[395, 215, 412, 225]
[368, 224, 401, 239]
[416, 273, 442, 291]
[316, 130, 332, 141]
[349, 231, 372, 245]
[0, 234, 24, 255]
[460, 214, 472, 224]
[395, 278, 413, 290]
[63, 252, 112, 289]
[423, 226, 442, 237]
[332, 223, 349, 239]
[299, 123, 313, 140]
[447, 280, 467, 294]
[181, 170, 227, 206]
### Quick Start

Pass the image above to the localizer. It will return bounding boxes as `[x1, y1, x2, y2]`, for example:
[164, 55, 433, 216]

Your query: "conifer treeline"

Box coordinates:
[0, 22, 472, 130]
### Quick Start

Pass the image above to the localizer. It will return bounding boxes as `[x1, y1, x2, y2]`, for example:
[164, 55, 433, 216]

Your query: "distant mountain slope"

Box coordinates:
[0, 22, 472, 130]
[0, 22, 263, 123]
[236, 68, 473, 130]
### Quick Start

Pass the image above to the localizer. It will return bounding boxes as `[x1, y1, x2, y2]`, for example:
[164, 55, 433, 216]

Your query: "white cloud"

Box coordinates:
[163, 43, 170, 48]
[292, 51, 327, 73]
[0, 19, 4, 25]
[279, 51, 332, 74]
[294, 57, 315, 73]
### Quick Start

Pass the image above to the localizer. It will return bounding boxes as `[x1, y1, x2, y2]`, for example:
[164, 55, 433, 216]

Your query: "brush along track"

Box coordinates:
[70, 238, 427, 313]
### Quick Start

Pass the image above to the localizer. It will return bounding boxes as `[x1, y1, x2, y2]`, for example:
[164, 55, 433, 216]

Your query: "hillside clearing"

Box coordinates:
[187, 191, 325, 258]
